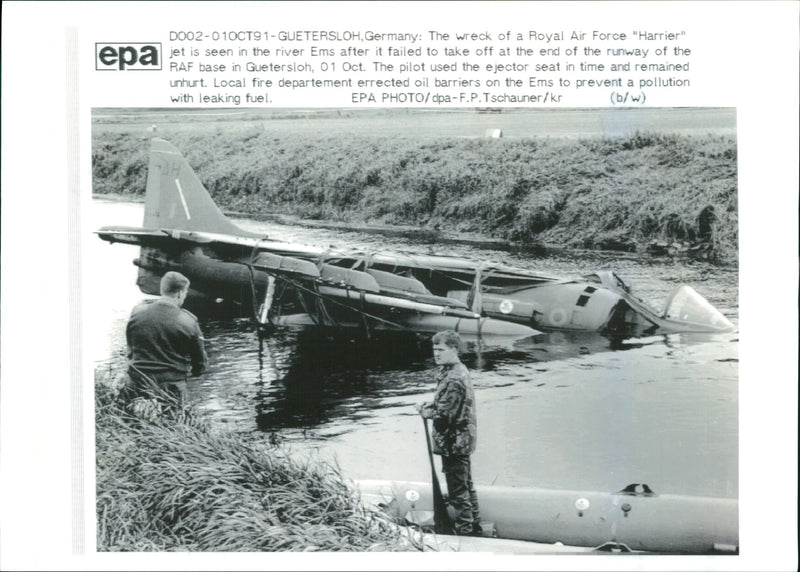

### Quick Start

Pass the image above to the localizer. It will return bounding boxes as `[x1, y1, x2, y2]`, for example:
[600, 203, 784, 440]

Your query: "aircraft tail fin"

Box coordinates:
[143, 138, 255, 236]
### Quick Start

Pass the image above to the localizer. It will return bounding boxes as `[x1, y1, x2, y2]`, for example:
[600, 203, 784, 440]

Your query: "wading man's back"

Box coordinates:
[124, 271, 208, 408]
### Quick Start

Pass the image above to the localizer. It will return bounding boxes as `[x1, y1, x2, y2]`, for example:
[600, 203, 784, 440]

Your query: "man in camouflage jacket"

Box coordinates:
[417, 330, 480, 535]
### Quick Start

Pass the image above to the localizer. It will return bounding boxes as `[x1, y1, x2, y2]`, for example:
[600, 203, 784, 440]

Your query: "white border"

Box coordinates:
[2, 2, 798, 571]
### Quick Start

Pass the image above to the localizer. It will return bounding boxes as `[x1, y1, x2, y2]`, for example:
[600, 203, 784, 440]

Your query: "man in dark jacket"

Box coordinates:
[417, 329, 480, 536]
[123, 271, 208, 408]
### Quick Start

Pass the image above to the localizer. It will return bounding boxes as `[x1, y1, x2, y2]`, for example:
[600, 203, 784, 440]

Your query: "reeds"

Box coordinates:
[95, 372, 418, 552]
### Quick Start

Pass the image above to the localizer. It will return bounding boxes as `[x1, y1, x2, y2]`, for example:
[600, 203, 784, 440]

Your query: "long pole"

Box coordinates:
[423, 417, 453, 534]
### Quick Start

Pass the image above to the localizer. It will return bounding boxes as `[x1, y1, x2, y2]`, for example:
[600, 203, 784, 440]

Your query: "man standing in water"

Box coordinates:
[417, 329, 481, 536]
[123, 271, 208, 410]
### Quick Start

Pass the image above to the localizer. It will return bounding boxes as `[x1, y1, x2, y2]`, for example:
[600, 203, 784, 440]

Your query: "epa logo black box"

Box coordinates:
[96, 43, 162, 70]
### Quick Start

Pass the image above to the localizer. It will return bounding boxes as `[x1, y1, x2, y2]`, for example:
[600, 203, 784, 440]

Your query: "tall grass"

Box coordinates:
[95, 372, 417, 552]
[93, 129, 738, 264]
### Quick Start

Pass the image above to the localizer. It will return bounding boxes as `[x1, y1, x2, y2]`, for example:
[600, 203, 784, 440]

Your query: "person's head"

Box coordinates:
[160, 271, 190, 305]
[432, 330, 461, 365]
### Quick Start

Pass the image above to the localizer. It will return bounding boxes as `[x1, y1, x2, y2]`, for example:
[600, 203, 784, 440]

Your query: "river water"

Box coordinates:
[90, 199, 738, 499]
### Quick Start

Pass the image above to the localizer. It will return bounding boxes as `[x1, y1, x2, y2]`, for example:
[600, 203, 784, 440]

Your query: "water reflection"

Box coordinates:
[198, 324, 433, 431]
[254, 330, 431, 430]
[198, 319, 735, 439]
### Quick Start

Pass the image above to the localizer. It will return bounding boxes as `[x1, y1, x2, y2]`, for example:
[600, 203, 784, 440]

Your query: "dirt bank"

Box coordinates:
[92, 117, 738, 265]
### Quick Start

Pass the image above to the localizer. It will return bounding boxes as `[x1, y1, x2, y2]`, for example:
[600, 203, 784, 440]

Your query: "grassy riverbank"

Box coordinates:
[95, 373, 416, 552]
[92, 113, 738, 264]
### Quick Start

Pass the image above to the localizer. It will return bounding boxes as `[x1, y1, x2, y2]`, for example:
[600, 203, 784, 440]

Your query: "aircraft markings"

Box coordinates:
[174, 178, 191, 220]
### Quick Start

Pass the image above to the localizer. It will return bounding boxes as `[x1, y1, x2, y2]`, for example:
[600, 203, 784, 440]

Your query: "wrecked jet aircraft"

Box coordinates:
[96, 138, 734, 340]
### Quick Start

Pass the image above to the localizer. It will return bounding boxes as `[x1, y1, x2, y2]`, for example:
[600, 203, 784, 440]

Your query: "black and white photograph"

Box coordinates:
[1, 2, 798, 571]
[91, 106, 739, 553]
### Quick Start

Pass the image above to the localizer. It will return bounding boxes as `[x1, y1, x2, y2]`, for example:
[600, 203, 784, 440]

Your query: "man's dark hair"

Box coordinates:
[432, 329, 461, 350]
[160, 271, 190, 296]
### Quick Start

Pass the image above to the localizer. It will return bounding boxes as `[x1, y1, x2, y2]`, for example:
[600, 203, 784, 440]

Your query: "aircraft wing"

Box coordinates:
[97, 225, 326, 257]
[96, 226, 175, 246]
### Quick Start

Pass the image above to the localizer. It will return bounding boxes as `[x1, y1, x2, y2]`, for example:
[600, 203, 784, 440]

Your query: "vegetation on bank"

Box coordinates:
[92, 128, 738, 264]
[95, 373, 416, 552]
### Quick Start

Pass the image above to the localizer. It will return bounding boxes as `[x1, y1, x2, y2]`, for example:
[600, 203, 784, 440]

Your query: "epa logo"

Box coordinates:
[96, 43, 162, 70]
